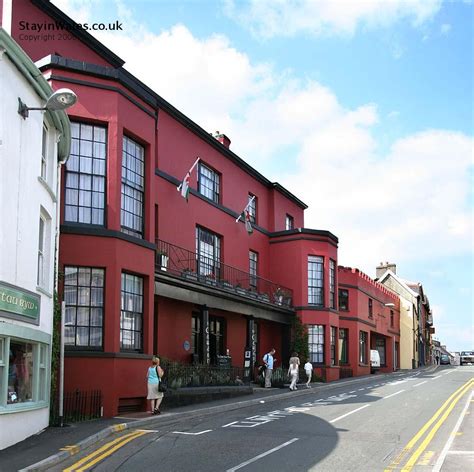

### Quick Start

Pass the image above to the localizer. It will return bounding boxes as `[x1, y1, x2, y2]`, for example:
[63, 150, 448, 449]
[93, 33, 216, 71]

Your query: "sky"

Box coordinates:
[52, 0, 473, 353]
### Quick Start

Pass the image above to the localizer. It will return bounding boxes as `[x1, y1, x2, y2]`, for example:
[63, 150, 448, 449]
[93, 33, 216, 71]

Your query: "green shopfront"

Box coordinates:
[0, 282, 50, 411]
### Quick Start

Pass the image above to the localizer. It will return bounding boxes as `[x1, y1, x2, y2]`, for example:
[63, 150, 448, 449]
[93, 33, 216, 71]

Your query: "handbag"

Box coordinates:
[156, 367, 167, 393]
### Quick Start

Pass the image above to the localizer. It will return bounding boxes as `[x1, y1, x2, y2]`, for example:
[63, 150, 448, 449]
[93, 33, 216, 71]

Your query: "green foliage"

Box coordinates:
[291, 315, 309, 362]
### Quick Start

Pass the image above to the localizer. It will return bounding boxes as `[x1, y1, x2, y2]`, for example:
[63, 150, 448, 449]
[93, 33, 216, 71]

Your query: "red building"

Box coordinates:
[338, 267, 400, 376]
[3, 1, 400, 417]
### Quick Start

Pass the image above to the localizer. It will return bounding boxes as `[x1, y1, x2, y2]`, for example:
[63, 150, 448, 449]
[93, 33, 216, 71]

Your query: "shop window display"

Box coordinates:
[7, 341, 33, 404]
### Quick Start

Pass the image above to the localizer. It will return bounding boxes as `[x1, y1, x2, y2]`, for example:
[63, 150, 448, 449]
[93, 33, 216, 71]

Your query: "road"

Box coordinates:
[50, 366, 473, 472]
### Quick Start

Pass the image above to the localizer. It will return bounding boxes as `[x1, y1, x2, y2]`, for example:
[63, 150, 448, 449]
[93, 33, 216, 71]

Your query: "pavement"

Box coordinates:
[0, 367, 436, 472]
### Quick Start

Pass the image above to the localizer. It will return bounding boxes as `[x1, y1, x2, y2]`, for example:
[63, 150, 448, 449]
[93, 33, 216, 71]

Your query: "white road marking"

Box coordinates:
[383, 390, 405, 399]
[358, 388, 365, 391]
[432, 390, 473, 472]
[433, 375, 443, 379]
[329, 404, 370, 423]
[135, 429, 159, 433]
[413, 381, 428, 387]
[172, 430, 212, 435]
[349, 391, 356, 393]
[222, 421, 239, 428]
[226, 438, 299, 472]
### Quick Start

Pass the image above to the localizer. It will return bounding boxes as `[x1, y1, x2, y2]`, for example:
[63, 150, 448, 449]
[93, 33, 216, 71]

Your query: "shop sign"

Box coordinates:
[0, 281, 40, 323]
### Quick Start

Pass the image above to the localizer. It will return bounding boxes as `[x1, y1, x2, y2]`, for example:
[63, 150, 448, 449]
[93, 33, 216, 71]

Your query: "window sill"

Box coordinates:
[37, 286, 53, 298]
[37, 176, 57, 202]
[0, 401, 49, 414]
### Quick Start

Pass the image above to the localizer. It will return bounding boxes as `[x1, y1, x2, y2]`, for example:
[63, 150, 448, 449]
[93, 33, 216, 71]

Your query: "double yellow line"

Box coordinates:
[63, 429, 147, 472]
[384, 377, 474, 472]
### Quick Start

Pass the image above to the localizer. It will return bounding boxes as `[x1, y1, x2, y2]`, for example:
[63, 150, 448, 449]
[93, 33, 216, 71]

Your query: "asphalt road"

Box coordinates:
[50, 366, 473, 472]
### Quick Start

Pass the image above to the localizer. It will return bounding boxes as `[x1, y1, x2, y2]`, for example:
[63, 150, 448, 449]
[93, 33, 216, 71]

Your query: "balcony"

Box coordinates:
[155, 239, 293, 309]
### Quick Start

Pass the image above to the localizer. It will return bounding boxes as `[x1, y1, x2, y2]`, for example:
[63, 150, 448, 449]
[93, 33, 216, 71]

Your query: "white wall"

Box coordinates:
[0, 48, 60, 449]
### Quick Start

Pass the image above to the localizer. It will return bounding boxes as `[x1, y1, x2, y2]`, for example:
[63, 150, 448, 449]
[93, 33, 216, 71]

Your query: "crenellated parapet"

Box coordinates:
[338, 265, 398, 302]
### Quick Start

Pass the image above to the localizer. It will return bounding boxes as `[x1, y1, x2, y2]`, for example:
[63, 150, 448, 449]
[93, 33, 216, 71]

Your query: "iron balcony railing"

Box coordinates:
[156, 239, 293, 308]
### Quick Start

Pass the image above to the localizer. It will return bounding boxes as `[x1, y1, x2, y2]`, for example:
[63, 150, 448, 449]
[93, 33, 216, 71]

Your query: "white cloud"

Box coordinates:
[52, 0, 473, 280]
[440, 23, 452, 35]
[223, 0, 443, 38]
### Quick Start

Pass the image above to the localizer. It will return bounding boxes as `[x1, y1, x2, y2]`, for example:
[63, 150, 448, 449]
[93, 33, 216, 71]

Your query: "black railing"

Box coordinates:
[156, 239, 293, 308]
[162, 362, 248, 388]
[50, 389, 102, 425]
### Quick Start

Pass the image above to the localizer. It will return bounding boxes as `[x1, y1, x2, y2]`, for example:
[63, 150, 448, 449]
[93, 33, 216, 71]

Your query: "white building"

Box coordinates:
[0, 28, 71, 450]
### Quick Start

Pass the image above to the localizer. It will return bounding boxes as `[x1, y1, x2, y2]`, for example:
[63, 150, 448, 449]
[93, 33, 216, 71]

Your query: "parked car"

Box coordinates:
[440, 354, 450, 365]
[370, 349, 381, 374]
[460, 351, 474, 365]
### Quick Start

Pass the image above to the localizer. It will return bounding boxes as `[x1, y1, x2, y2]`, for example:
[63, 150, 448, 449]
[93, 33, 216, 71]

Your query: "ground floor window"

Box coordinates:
[330, 327, 337, 366]
[308, 325, 324, 364]
[359, 331, 368, 364]
[120, 273, 143, 351]
[0, 336, 49, 407]
[339, 328, 348, 364]
[376, 337, 386, 366]
[191, 313, 202, 362]
[209, 317, 225, 364]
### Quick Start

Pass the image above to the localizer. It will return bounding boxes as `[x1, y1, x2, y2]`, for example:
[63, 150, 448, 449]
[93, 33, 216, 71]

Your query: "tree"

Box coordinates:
[291, 315, 309, 361]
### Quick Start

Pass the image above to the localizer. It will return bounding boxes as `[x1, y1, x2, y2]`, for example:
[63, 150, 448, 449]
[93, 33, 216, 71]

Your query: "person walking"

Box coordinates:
[289, 351, 300, 385]
[288, 360, 299, 391]
[304, 359, 313, 388]
[263, 349, 276, 388]
[146, 356, 164, 415]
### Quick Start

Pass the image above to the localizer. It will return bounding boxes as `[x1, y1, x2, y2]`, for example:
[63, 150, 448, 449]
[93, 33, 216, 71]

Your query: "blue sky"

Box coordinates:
[55, 0, 473, 352]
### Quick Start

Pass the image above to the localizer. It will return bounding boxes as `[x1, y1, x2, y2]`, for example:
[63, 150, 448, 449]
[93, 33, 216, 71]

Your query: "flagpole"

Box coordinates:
[177, 157, 200, 191]
[236, 195, 256, 222]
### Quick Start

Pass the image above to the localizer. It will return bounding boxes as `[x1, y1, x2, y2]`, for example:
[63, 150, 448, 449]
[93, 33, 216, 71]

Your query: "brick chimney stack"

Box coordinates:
[376, 261, 397, 279]
[213, 131, 231, 149]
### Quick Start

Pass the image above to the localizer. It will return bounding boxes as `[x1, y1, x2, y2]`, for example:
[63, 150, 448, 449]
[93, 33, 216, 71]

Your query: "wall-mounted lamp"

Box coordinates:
[384, 303, 395, 307]
[18, 88, 77, 119]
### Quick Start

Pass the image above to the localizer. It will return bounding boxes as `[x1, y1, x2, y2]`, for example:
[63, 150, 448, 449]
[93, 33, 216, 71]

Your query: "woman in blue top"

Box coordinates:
[146, 356, 164, 414]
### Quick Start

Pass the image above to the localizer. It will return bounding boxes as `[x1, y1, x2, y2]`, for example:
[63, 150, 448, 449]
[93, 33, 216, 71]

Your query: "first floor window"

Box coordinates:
[285, 214, 294, 230]
[120, 273, 143, 351]
[339, 328, 348, 364]
[329, 259, 336, 309]
[330, 326, 337, 366]
[368, 298, 373, 318]
[339, 289, 349, 311]
[121, 135, 145, 238]
[308, 325, 324, 364]
[390, 310, 394, 327]
[41, 123, 48, 181]
[196, 226, 221, 277]
[249, 250, 258, 288]
[198, 162, 220, 203]
[359, 331, 368, 364]
[65, 122, 107, 225]
[248, 194, 257, 224]
[37, 217, 45, 287]
[64, 266, 104, 348]
[308, 255, 324, 306]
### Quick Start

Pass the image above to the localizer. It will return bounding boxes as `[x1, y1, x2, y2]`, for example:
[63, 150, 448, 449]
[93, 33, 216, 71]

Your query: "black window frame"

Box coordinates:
[198, 162, 220, 203]
[330, 326, 337, 366]
[65, 122, 107, 226]
[339, 289, 349, 311]
[308, 324, 324, 364]
[121, 135, 145, 238]
[249, 250, 258, 288]
[63, 266, 105, 349]
[308, 255, 324, 306]
[359, 331, 368, 364]
[120, 272, 144, 352]
[196, 226, 221, 278]
[248, 194, 257, 224]
[329, 259, 336, 309]
[339, 328, 349, 364]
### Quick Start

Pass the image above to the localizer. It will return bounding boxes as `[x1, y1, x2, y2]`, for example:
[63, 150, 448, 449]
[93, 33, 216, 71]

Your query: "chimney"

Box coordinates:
[213, 131, 231, 149]
[376, 261, 397, 279]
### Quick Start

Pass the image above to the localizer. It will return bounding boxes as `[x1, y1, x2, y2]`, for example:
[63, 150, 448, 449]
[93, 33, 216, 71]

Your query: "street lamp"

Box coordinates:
[18, 88, 77, 119]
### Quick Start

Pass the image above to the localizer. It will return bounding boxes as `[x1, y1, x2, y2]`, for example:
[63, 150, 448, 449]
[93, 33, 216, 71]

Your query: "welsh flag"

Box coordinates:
[236, 195, 255, 235]
[177, 157, 200, 201]
[242, 209, 253, 234]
